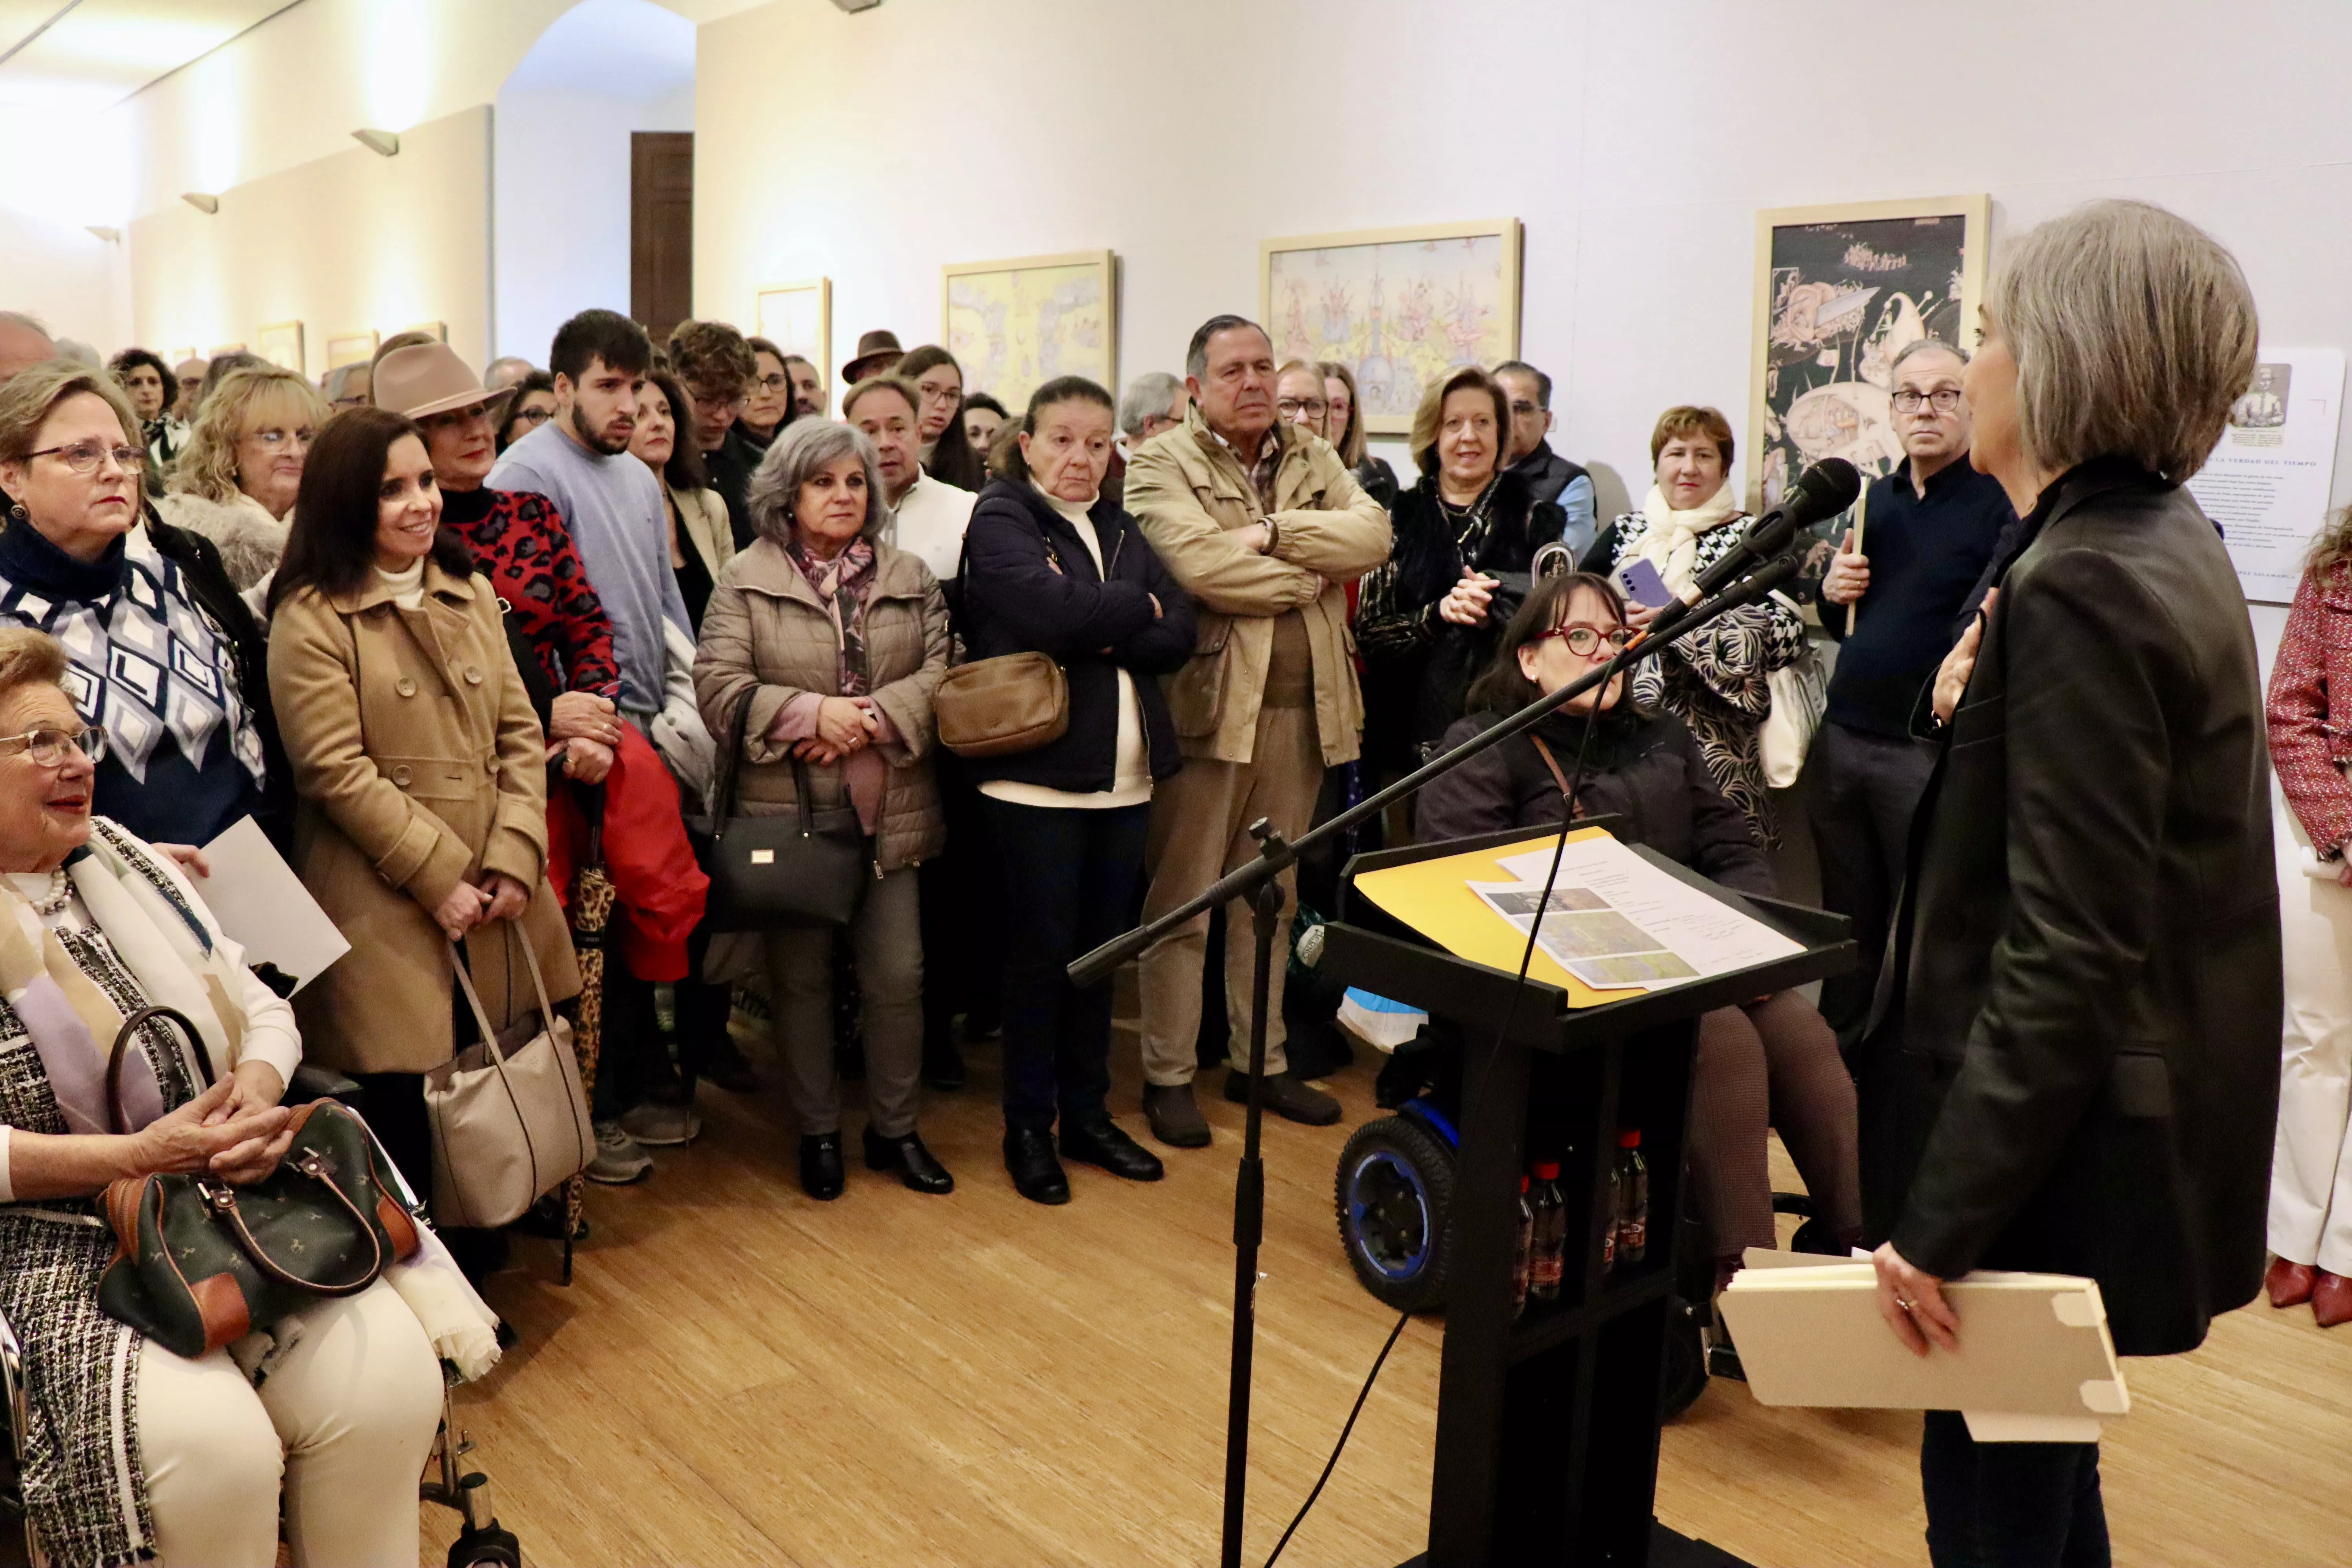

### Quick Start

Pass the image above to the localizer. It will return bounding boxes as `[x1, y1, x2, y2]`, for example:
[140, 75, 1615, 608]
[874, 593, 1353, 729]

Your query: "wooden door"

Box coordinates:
[631, 131, 694, 344]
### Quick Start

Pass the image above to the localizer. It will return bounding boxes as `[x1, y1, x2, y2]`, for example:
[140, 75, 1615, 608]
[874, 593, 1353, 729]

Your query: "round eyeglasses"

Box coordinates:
[0, 725, 107, 766]
[1533, 624, 1638, 657]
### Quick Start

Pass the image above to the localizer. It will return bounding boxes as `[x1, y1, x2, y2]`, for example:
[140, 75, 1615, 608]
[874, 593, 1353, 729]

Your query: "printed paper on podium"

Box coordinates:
[192, 816, 351, 994]
[1351, 826, 1802, 1005]
[1715, 1259, 2127, 1443]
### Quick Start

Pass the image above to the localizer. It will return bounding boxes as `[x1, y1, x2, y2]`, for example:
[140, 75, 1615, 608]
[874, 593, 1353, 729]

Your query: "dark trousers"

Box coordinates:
[981, 795, 1150, 1134]
[921, 752, 1005, 1044]
[1920, 1411, 2109, 1568]
[1805, 720, 1938, 1045]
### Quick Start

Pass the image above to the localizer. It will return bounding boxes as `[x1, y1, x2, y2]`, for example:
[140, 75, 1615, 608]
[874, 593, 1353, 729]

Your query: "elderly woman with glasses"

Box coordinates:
[1417, 571, 1860, 1327]
[151, 362, 328, 591]
[693, 419, 954, 1202]
[0, 625, 459, 1568]
[0, 361, 289, 850]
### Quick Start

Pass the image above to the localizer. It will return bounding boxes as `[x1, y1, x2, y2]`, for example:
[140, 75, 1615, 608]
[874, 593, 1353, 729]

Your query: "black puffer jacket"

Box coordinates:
[1356, 468, 1565, 773]
[958, 478, 1195, 795]
[1414, 703, 1774, 897]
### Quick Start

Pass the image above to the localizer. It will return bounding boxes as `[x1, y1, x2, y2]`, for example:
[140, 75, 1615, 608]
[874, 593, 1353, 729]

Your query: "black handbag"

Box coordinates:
[95, 1007, 421, 1358]
[688, 688, 871, 930]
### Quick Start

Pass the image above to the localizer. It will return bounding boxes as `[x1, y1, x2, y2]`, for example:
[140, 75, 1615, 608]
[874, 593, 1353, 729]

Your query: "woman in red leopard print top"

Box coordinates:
[2263, 507, 2352, 1327]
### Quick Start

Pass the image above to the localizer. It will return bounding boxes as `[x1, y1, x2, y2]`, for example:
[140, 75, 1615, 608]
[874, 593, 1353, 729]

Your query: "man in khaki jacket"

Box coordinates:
[1125, 314, 1392, 1146]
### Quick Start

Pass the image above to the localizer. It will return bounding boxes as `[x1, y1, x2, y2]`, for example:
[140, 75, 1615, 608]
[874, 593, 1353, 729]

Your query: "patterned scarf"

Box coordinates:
[0, 820, 243, 1135]
[790, 536, 878, 697]
[0, 521, 267, 789]
[1633, 480, 1745, 600]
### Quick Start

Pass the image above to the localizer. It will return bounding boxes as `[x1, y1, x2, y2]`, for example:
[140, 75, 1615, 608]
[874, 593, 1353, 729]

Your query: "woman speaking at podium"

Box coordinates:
[1860, 201, 2278, 1565]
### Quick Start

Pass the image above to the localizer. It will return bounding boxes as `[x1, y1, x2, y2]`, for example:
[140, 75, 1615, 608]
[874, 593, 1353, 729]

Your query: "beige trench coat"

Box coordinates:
[668, 480, 735, 588]
[1122, 404, 1391, 766]
[692, 537, 950, 873]
[269, 561, 582, 1074]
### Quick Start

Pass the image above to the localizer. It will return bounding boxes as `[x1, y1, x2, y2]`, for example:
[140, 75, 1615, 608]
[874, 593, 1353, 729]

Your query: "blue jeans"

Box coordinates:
[980, 796, 1151, 1134]
[1920, 1410, 2110, 1568]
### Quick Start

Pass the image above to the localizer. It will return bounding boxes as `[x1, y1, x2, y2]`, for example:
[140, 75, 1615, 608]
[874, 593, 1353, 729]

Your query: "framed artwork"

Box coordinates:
[755, 279, 831, 385]
[1749, 194, 1991, 599]
[166, 347, 196, 366]
[942, 249, 1116, 412]
[258, 321, 305, 373]
[1261, 218, 1522, 436]
[206, 343, 246, 358]
[325, 331, 378, 370]
[401, 321, 448, 344]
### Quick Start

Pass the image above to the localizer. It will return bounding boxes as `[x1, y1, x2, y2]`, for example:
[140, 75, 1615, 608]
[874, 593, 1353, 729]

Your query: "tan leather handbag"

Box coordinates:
[425, 929, 593, 1229]
[935, 651, 1069, 758]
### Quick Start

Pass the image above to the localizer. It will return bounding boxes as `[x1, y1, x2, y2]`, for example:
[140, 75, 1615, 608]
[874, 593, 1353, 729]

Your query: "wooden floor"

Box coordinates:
[430, 1021, 2352, 1567]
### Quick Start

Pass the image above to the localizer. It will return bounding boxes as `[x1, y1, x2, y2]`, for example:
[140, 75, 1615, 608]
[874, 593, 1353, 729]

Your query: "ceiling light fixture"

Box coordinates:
[181, 193, 218, 214]
[85, 227, 120, 243]
[352, 128, 400, 158]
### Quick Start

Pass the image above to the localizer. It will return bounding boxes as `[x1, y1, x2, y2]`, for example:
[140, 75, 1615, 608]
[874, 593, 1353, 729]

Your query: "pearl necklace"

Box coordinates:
[29, 867, 69, 916]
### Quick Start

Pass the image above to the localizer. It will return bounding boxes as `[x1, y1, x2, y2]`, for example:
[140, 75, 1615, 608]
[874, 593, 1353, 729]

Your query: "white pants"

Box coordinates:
[2269, 791, 2352, 1276]
[135, 1278, 444, 1568]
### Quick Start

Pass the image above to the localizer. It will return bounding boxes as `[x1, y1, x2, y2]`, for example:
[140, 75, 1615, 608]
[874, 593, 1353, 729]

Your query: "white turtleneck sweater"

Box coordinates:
[976, 484, 1152, 810]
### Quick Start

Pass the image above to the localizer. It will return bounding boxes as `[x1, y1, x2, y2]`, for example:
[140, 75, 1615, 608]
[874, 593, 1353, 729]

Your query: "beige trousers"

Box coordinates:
[136, 1277, 445, 1568]
[1138, 702, 1325, 1085]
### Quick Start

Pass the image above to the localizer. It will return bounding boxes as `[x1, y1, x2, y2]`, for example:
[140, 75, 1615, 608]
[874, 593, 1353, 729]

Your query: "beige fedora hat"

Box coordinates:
[377, 342, 508, 420]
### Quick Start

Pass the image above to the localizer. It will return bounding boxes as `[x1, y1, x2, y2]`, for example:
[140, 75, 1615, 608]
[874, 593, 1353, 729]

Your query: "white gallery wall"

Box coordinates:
[695, 0, 2352, 655]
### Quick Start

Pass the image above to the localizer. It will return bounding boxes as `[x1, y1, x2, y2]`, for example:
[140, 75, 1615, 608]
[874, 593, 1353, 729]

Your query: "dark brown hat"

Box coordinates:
[842, 329, 904, 384]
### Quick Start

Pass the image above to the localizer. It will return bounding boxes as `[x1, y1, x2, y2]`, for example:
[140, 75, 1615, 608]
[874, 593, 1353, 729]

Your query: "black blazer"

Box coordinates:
[958, 479, 1195, 794]
[1416, 706, 1774, 899]
[1859, 459, 2280, 1357]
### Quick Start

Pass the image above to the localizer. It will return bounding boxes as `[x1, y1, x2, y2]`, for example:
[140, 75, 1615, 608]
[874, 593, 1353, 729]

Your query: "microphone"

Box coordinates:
[1685, 457, 1861, 603]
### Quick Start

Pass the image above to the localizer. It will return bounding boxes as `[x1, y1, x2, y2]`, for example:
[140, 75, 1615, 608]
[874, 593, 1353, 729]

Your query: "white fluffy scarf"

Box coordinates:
[1632, 481, 1745, 600]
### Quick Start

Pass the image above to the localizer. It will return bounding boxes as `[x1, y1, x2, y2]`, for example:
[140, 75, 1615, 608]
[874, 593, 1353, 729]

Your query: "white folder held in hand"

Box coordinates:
[192, 816, 351, 994]
[1715, 1255, 2127, 1443]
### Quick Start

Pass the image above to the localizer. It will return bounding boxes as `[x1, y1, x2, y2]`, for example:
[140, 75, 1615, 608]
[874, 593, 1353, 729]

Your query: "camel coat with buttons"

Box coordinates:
[269, 560, 582, 1074]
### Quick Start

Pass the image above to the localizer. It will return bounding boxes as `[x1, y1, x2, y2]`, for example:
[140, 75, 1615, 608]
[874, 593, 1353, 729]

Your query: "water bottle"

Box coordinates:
[1529, 1161, 1567, 1303]
[1513, 1176, 1535, 1319]
[1615, 1129, 1649, 1267]
[1601, 1153, 1620, 1272]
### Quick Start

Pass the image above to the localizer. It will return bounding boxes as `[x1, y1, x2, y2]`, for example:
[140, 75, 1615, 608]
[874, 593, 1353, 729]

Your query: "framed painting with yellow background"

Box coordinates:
[941, 250, 1116, 412]
[1749, 194, 1990, 601]
[1260, 218, 1522, 436]
[258, 321, 305, 374]
[325, 331, 379, 370]
[755, 279, 831, 394]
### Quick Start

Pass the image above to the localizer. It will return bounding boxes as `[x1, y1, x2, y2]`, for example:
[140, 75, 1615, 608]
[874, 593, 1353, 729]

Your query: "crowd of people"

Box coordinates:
[0, 191, 2307, 1565]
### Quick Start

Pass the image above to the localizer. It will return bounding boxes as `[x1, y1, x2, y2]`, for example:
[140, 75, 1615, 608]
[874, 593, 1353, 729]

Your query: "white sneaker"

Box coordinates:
[587, 1120, 653, 1184]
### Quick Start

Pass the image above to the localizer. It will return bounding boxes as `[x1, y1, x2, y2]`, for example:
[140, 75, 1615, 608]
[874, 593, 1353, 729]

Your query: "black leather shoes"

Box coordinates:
[1224, 1068, 1342, 1126]
[799, 1132, 845, 1201]
[1142, 1082, 1211, 1148]
[1058, 1116, 1165, 1182]
[864, 1127, 955, 1194]
[1004, 1127, 1070, 1205]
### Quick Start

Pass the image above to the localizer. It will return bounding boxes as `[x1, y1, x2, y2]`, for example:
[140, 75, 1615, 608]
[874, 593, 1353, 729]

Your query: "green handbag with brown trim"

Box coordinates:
[94, 1006, 422, 1358]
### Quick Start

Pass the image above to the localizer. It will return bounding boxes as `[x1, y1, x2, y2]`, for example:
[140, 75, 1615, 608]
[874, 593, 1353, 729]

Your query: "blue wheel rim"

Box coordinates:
[1348, 1149, 1433, 1281]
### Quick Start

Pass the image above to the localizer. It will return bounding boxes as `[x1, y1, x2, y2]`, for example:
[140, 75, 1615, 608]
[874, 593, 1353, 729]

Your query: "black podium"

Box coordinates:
[1321, 823, 1854, 1568]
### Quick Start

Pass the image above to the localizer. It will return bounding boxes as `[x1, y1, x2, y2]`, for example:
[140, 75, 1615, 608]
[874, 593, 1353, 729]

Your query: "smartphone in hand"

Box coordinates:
[1614, 558, 1672, 610]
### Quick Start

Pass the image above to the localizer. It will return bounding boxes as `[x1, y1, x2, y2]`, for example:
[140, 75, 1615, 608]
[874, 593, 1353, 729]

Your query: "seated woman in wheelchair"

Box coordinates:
[1416, 572, 1862, 1292]
[0, 627, 450, 1566]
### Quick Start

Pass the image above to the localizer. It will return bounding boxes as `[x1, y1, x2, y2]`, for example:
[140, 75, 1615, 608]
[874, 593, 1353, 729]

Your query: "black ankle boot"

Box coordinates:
[1003, 1127, 1070, 1205]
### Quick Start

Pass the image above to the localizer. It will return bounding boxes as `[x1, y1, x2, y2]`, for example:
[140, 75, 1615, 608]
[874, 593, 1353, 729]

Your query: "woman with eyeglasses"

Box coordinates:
[1417, 570, 1860, 1325]
[1356, 365, 1564, 788]
[0, 361, 289, 850]
[738, 336, 800, 458]
[151, 362, 328, 591]
[894, 345, 987, 492]
[497, 370, 558, 453]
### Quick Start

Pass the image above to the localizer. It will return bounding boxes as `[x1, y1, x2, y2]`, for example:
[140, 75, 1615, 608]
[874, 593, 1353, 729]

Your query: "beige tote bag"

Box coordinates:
[425, 930, 593, 1229]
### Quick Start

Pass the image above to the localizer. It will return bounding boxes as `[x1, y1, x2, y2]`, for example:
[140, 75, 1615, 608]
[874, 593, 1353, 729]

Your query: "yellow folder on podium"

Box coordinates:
[1350, 826, 1626, 1008]
[1716, 1257, 2128, 1442]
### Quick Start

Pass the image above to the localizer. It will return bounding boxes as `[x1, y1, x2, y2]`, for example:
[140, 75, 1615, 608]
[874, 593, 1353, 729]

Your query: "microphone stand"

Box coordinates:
[1067, 548, 1803, 1568]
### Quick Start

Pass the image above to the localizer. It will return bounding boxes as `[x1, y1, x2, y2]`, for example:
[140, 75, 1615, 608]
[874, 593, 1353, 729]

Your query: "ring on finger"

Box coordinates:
[1896, 1298, 1916, 1313]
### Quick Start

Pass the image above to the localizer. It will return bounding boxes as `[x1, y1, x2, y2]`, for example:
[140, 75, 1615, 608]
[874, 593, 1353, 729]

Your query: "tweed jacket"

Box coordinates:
[693, 536, 950, 871]
[1860, 459, 2280, 1357]
[1122, 404, 1391, 766]
[269, 559, 581, 1074]
[2267, 558, 2352, 855]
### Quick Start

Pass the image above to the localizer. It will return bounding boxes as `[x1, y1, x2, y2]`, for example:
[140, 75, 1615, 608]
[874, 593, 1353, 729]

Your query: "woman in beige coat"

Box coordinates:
[268, 406, 581, 1256]
[694, 418, 952, 1201]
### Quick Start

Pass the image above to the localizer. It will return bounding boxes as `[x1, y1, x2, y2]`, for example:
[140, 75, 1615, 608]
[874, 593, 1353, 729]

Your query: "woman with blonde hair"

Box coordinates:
[1319, 359, 1399, 508]
[153, 361, 328, 590]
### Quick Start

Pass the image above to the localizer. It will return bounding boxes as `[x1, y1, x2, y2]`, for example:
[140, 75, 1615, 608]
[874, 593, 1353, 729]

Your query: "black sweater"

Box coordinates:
[1414, 704, 1775, 898]
[957, 479, 1195, 795]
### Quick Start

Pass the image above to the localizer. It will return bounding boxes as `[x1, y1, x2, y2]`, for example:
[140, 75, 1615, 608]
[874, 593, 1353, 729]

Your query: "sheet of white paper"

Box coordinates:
[2186, 345, 2346, 605]
[192, 816, 351, 994]
[1488, 835, 1802, 989]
